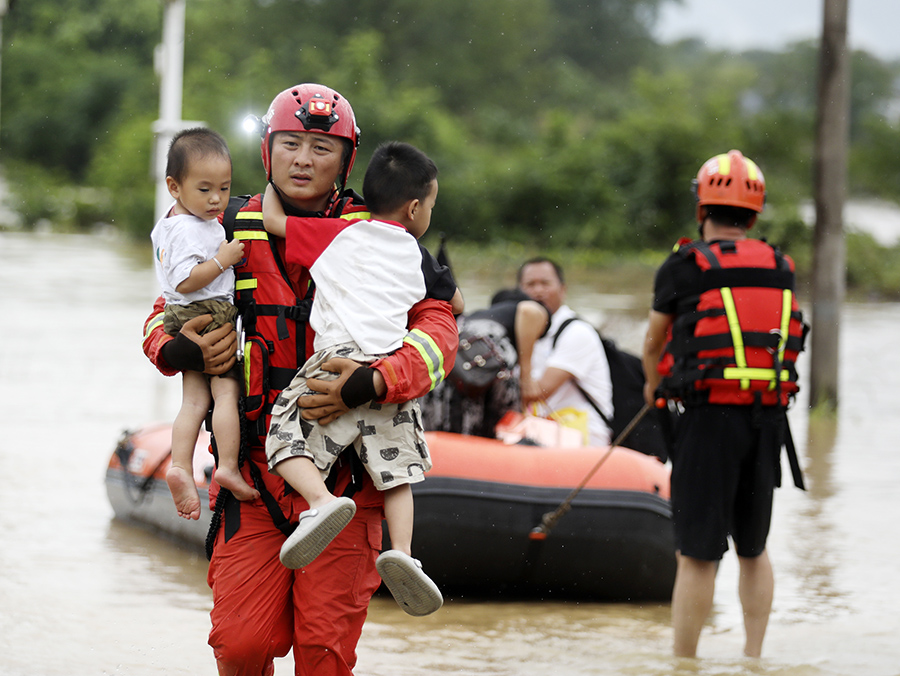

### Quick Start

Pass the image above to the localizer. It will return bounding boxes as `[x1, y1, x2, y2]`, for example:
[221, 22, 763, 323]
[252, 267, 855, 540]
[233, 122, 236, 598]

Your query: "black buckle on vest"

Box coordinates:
[284, 299, 313, 323]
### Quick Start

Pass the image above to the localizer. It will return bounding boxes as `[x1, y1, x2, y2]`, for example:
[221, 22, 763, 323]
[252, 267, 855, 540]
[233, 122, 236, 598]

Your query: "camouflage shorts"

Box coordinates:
[265, 343, 431, 490]
[163, 299, 237, 336]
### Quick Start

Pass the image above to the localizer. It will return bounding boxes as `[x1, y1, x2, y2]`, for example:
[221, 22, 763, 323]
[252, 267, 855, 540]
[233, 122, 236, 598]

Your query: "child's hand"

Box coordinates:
[217, 239, 245, 268]
[262, 183, 288, 238]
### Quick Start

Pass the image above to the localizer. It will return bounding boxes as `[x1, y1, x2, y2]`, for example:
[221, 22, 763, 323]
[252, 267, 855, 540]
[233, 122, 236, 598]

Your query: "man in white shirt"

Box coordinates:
[518, 258, 614, 447]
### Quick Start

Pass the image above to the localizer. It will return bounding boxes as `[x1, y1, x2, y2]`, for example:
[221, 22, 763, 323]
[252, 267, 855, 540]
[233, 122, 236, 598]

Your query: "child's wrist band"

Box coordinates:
[212, 257, 225, 272]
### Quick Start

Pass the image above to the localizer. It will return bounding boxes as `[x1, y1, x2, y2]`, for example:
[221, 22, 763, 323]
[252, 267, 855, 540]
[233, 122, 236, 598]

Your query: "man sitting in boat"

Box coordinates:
[518, 258, 614, 447]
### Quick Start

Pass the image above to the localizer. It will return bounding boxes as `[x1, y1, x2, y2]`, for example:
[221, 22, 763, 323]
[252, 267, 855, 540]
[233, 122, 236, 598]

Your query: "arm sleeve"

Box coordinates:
[370, 297, 459, 403]
[283, 216, 351, 269]
[142, 296, 180, 376]
[653, 254, 700, 314]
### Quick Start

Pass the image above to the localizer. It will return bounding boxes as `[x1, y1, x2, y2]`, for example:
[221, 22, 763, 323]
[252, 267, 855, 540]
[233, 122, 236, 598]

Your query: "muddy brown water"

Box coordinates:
[1, 230, 898, 675]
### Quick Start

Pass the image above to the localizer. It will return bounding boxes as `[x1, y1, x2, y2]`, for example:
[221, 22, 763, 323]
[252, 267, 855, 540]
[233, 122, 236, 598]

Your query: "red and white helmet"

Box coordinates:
[693, 149, 766, 224]
[258, 83, 360, 186]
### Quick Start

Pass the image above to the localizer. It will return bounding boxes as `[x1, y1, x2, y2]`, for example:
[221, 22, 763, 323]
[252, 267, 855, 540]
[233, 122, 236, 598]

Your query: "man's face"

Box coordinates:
[269, 131, 344, 212]
[518, 261, 565, 314]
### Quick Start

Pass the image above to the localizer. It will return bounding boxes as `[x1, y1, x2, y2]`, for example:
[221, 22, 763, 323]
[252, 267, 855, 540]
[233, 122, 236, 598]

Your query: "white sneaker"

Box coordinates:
[376, 550, 443, 616]
[279, 497, 357, 569]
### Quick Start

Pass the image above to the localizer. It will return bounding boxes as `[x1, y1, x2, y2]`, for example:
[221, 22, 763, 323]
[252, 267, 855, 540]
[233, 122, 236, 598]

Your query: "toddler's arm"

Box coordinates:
[175, 239, 244, 294]
[263, 183, 288, 238]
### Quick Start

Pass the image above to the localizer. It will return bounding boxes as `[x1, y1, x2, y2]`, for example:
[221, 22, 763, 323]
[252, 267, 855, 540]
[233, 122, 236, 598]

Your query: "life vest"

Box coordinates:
[224, 191, 368, 446]
[659, 237, 808, 407]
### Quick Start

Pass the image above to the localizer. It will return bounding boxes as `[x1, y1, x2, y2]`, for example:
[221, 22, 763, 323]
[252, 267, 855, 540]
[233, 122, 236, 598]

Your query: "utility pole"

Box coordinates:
[810, 0, 850, 412]
[153, 0, 201, 222]
[1, 0, 8, 146]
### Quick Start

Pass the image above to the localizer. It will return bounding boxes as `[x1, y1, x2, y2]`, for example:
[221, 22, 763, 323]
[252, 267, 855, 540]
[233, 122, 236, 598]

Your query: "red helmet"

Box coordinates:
[259, 83, 360, 186]
[693, 149, 766, 223]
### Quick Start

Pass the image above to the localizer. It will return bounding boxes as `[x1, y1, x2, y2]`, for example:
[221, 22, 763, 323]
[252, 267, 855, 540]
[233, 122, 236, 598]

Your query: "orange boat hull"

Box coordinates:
[107, 425, 675, 601]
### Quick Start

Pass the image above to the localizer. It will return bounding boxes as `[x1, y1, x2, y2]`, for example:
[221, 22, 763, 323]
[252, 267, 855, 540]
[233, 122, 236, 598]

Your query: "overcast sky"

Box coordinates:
[653, 0, 900, 61]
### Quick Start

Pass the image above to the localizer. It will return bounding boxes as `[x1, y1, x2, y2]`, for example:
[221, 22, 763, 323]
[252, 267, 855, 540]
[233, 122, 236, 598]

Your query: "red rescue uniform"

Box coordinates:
[142, 191, 457, 676]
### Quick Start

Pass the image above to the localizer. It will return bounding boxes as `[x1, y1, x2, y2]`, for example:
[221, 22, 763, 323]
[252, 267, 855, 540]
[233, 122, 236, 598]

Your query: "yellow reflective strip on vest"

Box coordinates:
[403, 328, 445, 391]
[236, 279, 258, 291]
[235, 230, 269, 241]
[771, 289, 793, 389]
[243, 341, 253, 396]
[340, 210, 371, 220]
[722, 367, 790, 382]
[235, 211, 262, 220]
[720, 287, 750, 388]
[778, 290, 792, 360]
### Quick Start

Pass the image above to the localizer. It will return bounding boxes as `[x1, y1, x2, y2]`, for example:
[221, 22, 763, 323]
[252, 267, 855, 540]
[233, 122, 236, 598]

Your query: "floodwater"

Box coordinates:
[1, 229, 899, 675]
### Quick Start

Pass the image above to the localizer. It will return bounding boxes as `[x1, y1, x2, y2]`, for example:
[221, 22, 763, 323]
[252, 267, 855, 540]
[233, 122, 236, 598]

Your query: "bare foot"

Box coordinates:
[215, 466, 260, 502]
[166, 466, 202, 520]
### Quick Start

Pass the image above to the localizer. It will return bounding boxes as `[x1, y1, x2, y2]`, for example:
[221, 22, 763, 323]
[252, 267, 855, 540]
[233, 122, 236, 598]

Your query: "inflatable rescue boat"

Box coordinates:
[106, 424, 676, 601]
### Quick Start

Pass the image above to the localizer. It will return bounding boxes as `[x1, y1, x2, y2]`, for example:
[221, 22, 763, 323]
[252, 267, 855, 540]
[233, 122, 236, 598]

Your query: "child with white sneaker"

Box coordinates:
[262, 140, 462, 616]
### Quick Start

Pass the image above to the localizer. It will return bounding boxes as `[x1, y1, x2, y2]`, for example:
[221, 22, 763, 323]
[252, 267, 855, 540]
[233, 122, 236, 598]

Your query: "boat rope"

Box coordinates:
[528, 401, 656, 540]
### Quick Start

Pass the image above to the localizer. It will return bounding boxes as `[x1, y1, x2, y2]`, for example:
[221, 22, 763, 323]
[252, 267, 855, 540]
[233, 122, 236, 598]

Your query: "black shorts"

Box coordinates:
[670, 404, 784, 561]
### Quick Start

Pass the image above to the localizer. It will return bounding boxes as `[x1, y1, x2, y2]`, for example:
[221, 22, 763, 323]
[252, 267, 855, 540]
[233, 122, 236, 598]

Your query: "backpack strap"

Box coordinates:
[550, 316, 613, 430]
[222, 194, 252, 241]
[573, 382, 613, 430]
[551, 316, 580, 349]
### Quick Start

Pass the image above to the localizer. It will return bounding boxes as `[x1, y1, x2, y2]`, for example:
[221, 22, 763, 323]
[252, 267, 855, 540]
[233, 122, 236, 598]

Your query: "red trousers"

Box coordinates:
[207, 486, 384, 676]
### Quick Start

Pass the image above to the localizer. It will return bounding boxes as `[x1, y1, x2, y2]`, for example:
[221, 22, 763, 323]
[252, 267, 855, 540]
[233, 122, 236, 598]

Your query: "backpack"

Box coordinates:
[447, 317, 517, 397]
[552, 317, 672, 461]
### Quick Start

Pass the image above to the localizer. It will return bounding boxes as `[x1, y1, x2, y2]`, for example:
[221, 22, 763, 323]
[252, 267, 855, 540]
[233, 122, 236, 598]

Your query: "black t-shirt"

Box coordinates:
[419, 243, 458, 303]
[652, 240, 746, 314]
[653, 254, 699, 314]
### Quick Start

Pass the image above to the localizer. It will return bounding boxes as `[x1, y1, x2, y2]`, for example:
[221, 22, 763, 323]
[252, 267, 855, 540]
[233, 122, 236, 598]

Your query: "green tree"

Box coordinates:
[4, 0, 900, 263]
[2, 0, 159, 179]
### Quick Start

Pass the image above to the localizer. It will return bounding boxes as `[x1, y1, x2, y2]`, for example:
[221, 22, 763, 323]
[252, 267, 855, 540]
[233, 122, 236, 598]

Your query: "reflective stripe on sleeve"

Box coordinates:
[403, 328, 446, 391]
[143, 312, 165, 342]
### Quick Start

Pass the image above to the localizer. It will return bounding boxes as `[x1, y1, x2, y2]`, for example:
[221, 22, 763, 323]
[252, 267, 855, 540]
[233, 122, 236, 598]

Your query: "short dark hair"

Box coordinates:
[363, 141, 438, 215]
[490, 288, 531, 306]
[517, 257, 565, 285]
[704, 204, 757, 229]
[166, 128, 231, 183]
